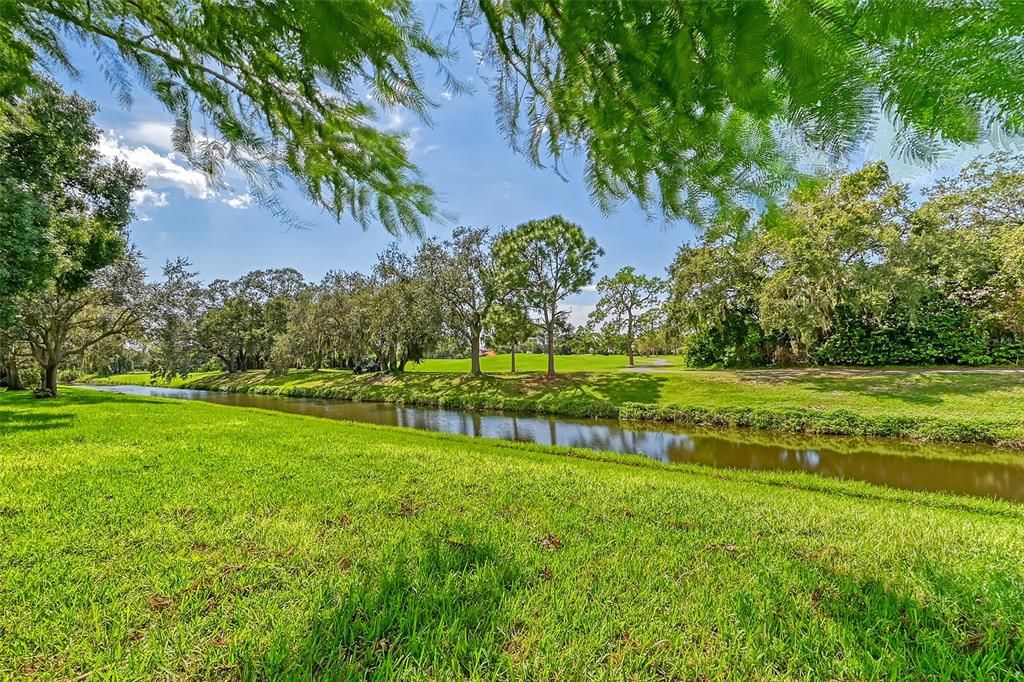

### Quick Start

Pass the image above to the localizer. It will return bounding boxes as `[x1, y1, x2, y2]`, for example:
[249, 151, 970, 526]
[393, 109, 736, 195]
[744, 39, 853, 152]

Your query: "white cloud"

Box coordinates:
[566, 303, 597, 327]
[98, 131, 216, 200]
[131, 188, 170, 222]
[122, 121, 175, 151]
[222, 193, 254, 209]
[580, 284, 598, 292]
[383, 111, 408, 131]
[132, 188, 169, 208]
[440, 90, 453, 101]
[377, 109, 441, 157]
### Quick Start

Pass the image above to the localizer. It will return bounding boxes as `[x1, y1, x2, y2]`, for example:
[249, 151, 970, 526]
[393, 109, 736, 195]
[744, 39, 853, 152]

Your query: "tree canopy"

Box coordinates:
[493, 216, 602, 375]
[0, 81, 142, 321]
[6, 1, 1024, 230]
[667, 155, 1024, 367]
[588, 267, 665, 365]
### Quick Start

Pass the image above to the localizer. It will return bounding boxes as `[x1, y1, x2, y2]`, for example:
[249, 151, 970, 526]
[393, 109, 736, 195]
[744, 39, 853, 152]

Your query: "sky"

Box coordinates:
[54, 14, 1004, 325]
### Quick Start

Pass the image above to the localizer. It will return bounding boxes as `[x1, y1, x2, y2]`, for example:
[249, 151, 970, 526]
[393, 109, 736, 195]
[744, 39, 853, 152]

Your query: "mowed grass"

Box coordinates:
[86, 364, 1024, 444]
[2, 389, 1024, 679]
[408, 353, 680, 373]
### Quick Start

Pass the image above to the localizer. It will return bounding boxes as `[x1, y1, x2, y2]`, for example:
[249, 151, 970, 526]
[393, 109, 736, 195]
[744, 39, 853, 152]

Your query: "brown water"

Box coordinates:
[76, 383, 1024, 501]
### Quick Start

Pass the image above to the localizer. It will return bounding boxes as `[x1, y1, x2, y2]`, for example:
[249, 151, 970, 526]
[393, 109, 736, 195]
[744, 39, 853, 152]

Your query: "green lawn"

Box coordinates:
[1, 388, 1022, 678]
[409, 353, 680, 373]
[84, 364, 1024, 445]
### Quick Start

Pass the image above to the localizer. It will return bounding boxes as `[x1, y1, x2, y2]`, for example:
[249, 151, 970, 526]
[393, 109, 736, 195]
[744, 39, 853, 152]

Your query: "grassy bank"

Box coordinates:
[407, 353, 681, 373]
[2, 388, 1023, 678]
[82, 366, 1024, 446]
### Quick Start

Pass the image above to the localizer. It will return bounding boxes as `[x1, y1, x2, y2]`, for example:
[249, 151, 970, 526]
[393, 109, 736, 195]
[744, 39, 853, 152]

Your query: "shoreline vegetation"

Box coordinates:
[79, 355, 1024, 449]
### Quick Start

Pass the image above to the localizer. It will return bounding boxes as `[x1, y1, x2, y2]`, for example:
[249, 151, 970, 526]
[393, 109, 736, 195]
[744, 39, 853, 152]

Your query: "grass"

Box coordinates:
[407, 353, 681, 373]
[83, 363, 1024, 446]
[2, 387, 1023, 678]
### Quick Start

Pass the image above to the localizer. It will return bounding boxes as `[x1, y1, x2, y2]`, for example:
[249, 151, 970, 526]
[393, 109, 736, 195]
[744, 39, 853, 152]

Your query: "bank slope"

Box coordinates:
[81, 368, 1024, 446]
[1, 388, 1023, 678]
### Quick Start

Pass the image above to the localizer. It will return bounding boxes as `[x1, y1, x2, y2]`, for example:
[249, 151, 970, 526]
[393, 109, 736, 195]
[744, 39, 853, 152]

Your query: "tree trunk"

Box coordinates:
[546, 322, 555, 377]
[3, 358, 23, 390]
[627, 316, 635, 366]
[469, 324, 482, 376]
[510, 344, 517, 374]
[44, 363, 58, 395]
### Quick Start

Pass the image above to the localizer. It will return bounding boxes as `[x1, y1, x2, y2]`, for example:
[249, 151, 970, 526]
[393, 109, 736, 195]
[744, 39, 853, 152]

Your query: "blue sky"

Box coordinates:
[55, 21, 1001, 324]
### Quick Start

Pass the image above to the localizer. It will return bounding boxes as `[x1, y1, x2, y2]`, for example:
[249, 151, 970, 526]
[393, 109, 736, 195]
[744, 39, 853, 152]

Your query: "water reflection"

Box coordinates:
[76, 383, 1024, 502]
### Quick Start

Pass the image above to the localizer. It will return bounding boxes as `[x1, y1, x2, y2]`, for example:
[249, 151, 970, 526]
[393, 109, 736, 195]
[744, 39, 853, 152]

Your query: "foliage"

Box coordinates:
[667, 156, 1024, 367]
[5, 0, 458, 233]
[6, 1, 1024, 235]
[367, 244, 443, 370]
[588, 267, 665, 364]
[811, 300, 1009, 367]
[416, 227, 498, 374]
[493, 216, 603, 375]
[756, 162, 916, 355]
[463, 0, 1024, 223]
[15, 248, 150, 394]
[195, 269, 304, 373]
[666, 224, 771, 367]
[0, 81, 142, 323]
[484, 299, 534, 373]
[146, 258, 207, 379]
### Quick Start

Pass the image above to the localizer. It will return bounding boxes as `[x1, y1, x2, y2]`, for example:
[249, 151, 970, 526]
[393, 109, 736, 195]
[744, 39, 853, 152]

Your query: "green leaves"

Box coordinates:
[493, 215, 602, 374]
[11, 0, 454, 233]
[9, 0, 1024, 232]
[493, 216, 603, 306]
[0, 81, 142, 303]
[668, 154, 1024, 367]
[464, 0, 1024, 224]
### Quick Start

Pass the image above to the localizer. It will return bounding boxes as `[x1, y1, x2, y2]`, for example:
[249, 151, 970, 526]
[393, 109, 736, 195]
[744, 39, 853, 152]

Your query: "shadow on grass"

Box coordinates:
[1, 387, 166, 436]
[0, 409, 76, 433]
[789, 554, 1024, 676]
[243, 531, 527, 678]
[741, 372, 1024, 408]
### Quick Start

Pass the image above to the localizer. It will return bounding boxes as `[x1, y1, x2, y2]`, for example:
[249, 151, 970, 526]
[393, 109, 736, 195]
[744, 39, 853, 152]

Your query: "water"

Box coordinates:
[75, 383, 1024, 501]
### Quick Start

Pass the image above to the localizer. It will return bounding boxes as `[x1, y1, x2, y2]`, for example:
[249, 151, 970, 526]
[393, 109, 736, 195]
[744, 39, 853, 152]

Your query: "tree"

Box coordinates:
[665, 157, 1024, 367]
[0, 325, 28, 390]
[365, 244, 442, 371]
[486, 300, 533, 374]
[493, 216, 602, 376]
[0, 81, 142, 320]
[5, 1, 456, 234]
[588, 267, 665, 365]
[274, 285, 329, 372]
[195, 268, 305, 372]
[417, 227, 498, 375]
[318, 271, 376, 369]
[16, 248, 150, 395]
[756, 163, 915, 357]
[915, 152, 1024, 336]
[147, 258, 207, 379]
[464, 0, 1024, 223]
[9, 1, 1024, 234]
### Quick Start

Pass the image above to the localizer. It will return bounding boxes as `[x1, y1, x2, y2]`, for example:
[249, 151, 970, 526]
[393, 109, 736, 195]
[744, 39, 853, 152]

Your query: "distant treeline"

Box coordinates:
[666, 156, 1024, 367]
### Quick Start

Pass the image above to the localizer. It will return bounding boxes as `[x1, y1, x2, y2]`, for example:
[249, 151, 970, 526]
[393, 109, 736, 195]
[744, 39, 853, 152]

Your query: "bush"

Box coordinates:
[812, 300, 1022, 366]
